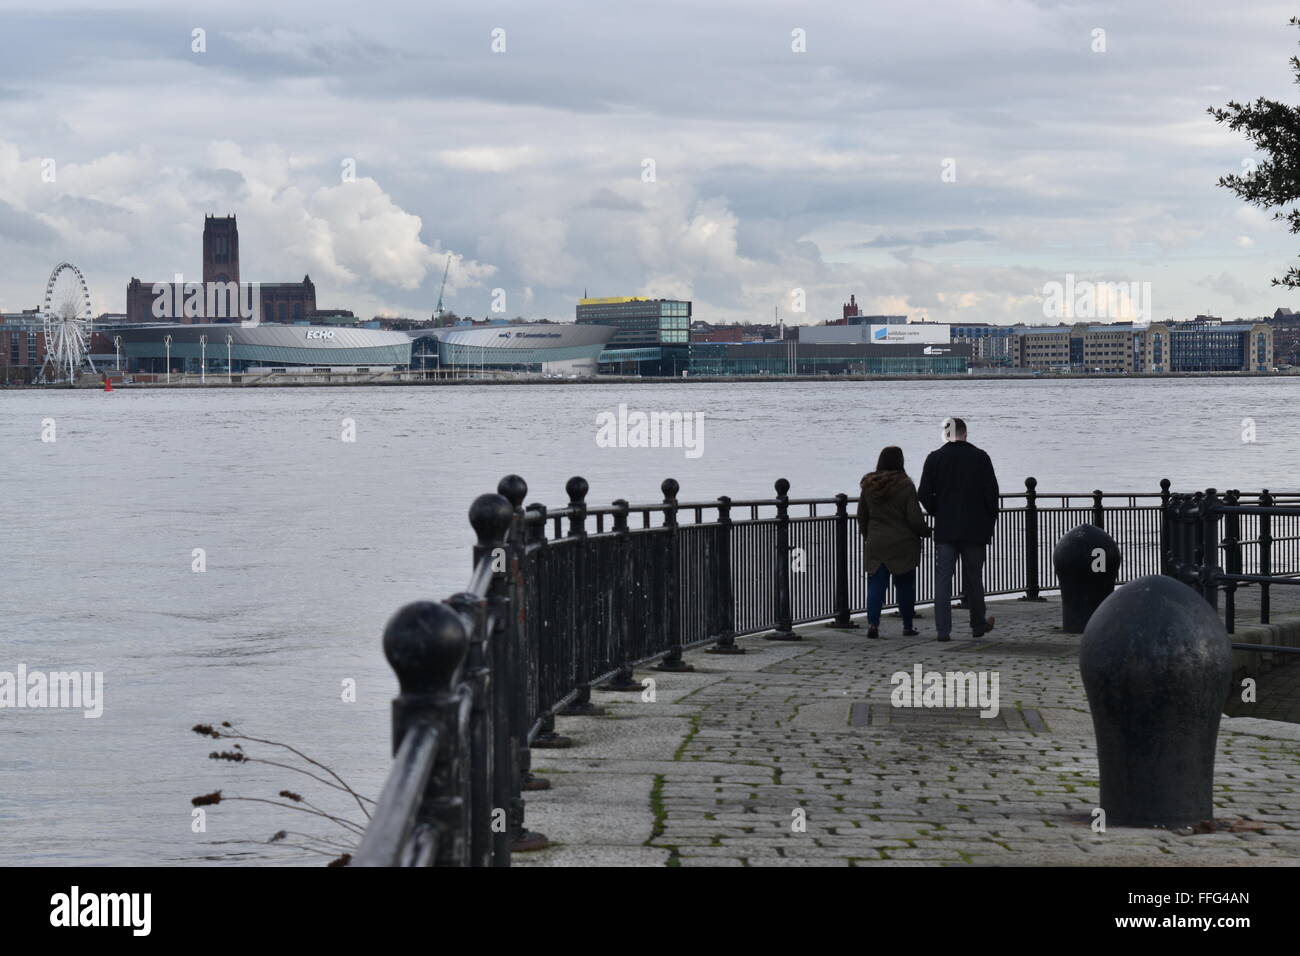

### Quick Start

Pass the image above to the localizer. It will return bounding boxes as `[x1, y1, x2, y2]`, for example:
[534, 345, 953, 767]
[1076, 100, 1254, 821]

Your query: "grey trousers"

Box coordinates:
[935, 541, 988, 638]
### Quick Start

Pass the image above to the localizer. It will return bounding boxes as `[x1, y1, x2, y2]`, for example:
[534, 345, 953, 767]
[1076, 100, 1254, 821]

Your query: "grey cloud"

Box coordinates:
[581, 189, 645, 212]
[0, 200, 58, 244]
[1197, 271, 1255, 305]
[861, 228, 997, 248]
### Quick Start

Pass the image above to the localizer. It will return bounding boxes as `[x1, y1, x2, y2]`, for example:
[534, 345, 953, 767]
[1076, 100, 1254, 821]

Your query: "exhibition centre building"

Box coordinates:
[116, 324, 414, 373]
[114, 321, 617, 375]
[409, 323, 616, 375]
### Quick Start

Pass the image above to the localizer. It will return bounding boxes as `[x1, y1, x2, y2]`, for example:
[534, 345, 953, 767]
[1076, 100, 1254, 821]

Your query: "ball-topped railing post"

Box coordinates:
[559, 475, 608, 714]
[380, 599, 472, 865]
[1021, 477, 1047, 602]
[828, 492, 859, 629]
[707, 494, 744, 654]
[656, 478, 696, 672]
[765, 478, 799, 641]
[383, 601, 470, 751]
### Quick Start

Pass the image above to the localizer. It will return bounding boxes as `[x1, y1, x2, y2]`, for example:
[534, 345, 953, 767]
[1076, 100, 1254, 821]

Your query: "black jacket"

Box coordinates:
[917, 441, 1000, 544]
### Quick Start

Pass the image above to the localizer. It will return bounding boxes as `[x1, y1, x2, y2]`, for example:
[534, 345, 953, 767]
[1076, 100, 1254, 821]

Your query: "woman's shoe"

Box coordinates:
[867, 625, 881, 639]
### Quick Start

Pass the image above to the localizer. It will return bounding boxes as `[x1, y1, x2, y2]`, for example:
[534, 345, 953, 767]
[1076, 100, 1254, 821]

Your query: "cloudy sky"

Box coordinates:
[2, 0, 1299, 325]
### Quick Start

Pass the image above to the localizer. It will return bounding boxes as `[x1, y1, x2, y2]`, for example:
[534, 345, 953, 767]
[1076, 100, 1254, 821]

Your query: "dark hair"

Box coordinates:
[875, 445, 905, 472]
[947, 417, 968, 438]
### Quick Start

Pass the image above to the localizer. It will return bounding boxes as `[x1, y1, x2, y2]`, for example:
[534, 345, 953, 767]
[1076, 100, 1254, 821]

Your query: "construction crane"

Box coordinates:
[433, 255, 451, 322]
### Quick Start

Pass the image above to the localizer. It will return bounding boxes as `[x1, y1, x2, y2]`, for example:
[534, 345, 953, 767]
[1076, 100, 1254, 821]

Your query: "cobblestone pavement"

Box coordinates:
[516, 596, 1300, 867]
[1227, 658, 1300, 723]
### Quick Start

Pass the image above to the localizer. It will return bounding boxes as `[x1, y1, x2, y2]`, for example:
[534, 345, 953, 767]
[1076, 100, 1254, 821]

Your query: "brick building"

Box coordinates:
[126, 215, 316, 324]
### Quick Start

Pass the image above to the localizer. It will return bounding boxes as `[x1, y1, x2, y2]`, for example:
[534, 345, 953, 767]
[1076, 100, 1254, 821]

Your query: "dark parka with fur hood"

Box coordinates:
[856, 470, 931, 574]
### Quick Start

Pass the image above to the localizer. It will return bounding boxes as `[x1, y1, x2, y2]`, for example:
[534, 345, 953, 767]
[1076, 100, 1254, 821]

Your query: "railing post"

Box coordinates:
[558, 476, 606, 715]
[707, 495, 744, 653]
[1198, 488, 1220, 612]
[828, 493, 860, 628]
[1165, 492, 1194, 586]
[1022, 477, 1045, 601]
[1260, 489, 1273, 625]
[382, 600, 470, 866]
[514, 502, 561, 785]
[656, 478, 695, 671]
[600, 499, 645, 689]
[495, 475, 548, 855]
[1092, 489, 1105, 529]
[765, 478, 799, 641]
[1222, 489, 1241, 635]
[1159, 478, 1172, 576]
[529, 498, 572, 751]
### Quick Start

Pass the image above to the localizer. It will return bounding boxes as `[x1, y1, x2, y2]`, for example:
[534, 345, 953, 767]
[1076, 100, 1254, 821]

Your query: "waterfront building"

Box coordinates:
[114, 324, 413, 373]
[950, 323, 1015, 365]
[1012, 320, 1272, 373]
[1145, 321, 1272, 373]
[1011, 323, 1133, 372]
[409, 322, 615, 375]
[1268, 309, 1300, 366]
[798, 323, 951, 345]
[0, 309, 46, 383]
[690, 323, 745, 343]
[686, 341, 969, 376]
[575, 296, 690, 346]
[1010, 325, 1072, 370]
[835, 294, 907, 326]
[577, 296, 691, 374]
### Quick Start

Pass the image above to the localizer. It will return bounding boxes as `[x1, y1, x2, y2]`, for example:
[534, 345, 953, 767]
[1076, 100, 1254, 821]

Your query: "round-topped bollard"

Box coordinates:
[1053, 524, 1121, 633]
[1079, 574, 1232, 828]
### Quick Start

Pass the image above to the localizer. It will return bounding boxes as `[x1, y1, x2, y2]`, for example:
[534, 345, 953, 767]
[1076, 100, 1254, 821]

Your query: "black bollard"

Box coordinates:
[1052, 524, 1121, 633]
[1079, 575, 1232, 829]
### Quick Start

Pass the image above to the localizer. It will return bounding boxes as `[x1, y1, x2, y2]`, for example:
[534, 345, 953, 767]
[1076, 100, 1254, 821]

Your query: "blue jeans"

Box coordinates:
[867, 563, 916, 628]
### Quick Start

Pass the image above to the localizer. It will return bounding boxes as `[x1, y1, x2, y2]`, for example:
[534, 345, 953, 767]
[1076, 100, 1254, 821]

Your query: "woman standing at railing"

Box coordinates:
[857, 446, 931, 639]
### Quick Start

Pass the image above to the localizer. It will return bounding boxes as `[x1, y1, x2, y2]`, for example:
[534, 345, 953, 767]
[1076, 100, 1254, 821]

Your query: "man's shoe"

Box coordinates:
[936, 635, 951, 643]
[972, 615, 995, 639]
[903, 628, 920, 637]
[867, 625, 881, 639]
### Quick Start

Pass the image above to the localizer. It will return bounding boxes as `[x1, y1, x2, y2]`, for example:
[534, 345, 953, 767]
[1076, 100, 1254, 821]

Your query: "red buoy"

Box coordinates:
[104, 378, 113, 392]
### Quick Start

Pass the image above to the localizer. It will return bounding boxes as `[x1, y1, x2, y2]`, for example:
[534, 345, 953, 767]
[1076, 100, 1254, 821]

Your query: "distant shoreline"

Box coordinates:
[4, 369, 1294, 389]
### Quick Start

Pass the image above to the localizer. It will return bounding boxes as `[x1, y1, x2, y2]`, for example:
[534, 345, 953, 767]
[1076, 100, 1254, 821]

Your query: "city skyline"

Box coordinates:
[2, 1, 1300, 326]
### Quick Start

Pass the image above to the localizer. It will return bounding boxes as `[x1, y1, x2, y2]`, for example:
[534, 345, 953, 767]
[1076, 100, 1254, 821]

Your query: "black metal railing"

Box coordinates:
[354, 491, 527, 866]
[358, 475, 1300, 865]
[1165, 488, 1300, 644]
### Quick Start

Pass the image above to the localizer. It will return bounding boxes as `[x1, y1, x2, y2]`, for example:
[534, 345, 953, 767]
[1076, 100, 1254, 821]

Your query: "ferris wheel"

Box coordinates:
[40, 262, 97, 383]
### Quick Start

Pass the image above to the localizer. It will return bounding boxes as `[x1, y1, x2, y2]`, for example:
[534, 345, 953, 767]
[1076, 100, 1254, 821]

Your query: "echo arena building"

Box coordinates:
[115, 324, 413, 373]
[408, 322, 615, 375]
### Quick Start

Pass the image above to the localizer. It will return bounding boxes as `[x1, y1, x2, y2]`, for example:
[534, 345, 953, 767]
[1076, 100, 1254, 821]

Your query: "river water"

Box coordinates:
[2, 378, 1295, 864]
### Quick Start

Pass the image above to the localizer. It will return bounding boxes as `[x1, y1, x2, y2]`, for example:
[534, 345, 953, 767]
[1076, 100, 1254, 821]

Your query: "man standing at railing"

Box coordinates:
[918, 417, 1000, 642]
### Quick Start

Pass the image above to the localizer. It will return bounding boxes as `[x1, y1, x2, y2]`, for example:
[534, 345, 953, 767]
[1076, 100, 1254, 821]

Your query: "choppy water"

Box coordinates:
[2, 378, 1296, 864]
